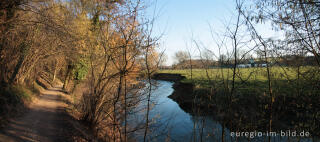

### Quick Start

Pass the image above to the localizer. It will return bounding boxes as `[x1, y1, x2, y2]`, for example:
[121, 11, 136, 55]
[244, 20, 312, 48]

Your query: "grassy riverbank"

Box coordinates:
[158, 67, 320, 136]
[159, 66, 320, 95]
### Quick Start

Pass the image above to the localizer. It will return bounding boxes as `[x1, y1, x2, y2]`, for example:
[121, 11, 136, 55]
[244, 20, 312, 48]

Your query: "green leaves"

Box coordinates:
[72, 58, 89, 81]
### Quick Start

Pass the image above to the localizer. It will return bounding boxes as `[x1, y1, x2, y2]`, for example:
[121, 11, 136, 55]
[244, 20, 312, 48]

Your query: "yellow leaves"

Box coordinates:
[72, 13, 91, 37]
[272, 96, 275, 103]
[75, 40, 88, 54]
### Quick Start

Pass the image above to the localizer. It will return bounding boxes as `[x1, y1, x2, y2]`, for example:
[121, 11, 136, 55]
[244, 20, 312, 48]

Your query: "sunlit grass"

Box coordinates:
[158, 66, 319, 95]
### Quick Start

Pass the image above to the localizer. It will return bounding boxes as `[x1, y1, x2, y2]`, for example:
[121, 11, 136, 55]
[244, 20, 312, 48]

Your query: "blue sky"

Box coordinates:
[146, 0, 282, 65]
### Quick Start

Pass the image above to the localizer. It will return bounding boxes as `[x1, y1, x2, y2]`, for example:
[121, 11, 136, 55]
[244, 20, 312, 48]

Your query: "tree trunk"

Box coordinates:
[52, 60, 57, 82]
[63, 65, 71, 90]
[9, 42, 29, 84]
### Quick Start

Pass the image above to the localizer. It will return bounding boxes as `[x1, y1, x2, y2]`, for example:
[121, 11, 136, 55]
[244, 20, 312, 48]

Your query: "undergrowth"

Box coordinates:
[0, 83, 42, 126]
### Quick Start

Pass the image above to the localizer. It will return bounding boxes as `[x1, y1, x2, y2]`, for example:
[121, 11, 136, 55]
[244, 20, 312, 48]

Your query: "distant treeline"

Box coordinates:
[166, 55, 318, 69]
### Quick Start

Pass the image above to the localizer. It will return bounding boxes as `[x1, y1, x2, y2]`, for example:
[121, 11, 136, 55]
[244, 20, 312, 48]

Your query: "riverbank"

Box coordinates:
[154, 71, 320, 138]
[151, 73, 186, 82]
[152, 73, 215, 115]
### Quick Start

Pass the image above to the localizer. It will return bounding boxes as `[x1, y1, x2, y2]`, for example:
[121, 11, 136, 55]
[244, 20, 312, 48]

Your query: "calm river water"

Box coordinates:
[128, 81, 315, 142]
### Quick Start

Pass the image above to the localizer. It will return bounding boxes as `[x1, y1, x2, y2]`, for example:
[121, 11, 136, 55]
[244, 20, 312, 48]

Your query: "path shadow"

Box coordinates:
[0, 108, 74, 142]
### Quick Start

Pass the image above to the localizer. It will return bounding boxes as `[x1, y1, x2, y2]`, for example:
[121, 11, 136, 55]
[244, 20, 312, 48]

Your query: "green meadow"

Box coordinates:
[159, 66, 319, 96]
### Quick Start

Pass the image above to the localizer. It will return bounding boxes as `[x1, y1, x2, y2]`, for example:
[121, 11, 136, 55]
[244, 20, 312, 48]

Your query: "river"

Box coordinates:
[128, 80, 316, 142]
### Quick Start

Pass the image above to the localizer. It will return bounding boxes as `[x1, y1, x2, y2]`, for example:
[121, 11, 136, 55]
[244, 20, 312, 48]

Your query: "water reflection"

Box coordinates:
[128, 81, 317, 142]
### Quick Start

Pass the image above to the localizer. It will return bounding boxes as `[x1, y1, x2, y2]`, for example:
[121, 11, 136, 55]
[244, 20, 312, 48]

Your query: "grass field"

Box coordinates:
[158, 66, 319, 96]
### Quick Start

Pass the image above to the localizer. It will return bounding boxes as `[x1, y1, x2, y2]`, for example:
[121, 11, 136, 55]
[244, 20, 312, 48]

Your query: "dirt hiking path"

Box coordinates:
[0, 85, 73, 142]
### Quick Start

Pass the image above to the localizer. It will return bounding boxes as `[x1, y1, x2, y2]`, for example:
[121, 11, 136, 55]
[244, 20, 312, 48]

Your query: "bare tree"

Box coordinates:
[174, 51, 189, 64]
[237, 1, 274, 140]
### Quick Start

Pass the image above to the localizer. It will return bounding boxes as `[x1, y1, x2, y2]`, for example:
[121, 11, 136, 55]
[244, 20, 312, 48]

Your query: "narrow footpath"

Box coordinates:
[0, 85, 74, 142]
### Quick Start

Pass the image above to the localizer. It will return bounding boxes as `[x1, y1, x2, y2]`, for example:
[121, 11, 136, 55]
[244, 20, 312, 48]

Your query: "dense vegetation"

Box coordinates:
[0, 0, 162, 141]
